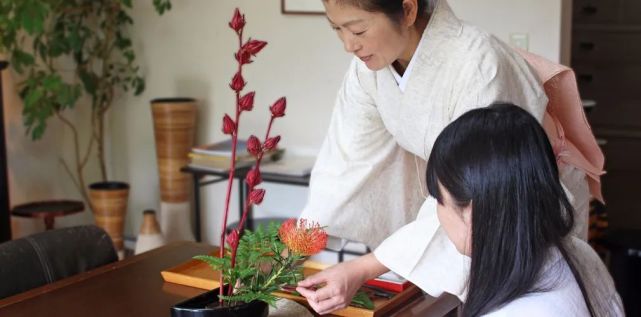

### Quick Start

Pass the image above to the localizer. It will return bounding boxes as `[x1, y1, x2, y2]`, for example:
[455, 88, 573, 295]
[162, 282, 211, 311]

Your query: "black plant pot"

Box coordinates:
[171, 287, 269, 317]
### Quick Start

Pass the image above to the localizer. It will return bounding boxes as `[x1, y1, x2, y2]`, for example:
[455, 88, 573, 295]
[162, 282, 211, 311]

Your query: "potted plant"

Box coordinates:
[170, 8, 329, 317]
[0, 0, 171, 254]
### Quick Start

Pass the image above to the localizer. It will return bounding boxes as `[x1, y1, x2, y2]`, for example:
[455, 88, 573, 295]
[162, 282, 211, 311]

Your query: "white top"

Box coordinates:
[484, 246, 588, 316]
[484, 238, 623, 317]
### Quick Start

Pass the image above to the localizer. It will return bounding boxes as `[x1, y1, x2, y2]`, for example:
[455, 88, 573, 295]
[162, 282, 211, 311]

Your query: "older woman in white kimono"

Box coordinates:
[296, 0, 608, 315]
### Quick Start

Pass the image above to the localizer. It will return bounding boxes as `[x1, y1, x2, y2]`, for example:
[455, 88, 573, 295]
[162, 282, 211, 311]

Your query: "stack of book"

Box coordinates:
[188, 139, 281, 172]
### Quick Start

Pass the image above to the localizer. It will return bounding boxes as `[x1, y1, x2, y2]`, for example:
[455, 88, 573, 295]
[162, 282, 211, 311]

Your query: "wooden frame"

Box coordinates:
[281, 0, 325, 15]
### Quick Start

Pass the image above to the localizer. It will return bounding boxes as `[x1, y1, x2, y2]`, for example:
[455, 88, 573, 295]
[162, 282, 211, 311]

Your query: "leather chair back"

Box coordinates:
[0, 225, 117, 299]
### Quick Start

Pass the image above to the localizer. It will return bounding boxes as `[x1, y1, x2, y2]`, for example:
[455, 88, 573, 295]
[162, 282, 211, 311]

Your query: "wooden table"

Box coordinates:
[0, 242, 460, 317]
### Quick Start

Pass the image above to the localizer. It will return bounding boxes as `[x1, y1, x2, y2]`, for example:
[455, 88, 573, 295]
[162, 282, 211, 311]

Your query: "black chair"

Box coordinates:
[0, 225, 117, 299]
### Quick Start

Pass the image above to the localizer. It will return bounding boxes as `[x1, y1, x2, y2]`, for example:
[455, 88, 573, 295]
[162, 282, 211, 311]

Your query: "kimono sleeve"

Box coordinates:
[299, 59, 424, 248]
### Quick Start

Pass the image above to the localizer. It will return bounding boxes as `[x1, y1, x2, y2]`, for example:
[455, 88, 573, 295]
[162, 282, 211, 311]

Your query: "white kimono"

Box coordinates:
[300, 0, 591, 300]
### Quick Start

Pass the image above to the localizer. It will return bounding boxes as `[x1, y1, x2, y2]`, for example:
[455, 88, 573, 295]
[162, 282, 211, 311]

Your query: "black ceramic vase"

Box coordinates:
[171, 287, 269, 317]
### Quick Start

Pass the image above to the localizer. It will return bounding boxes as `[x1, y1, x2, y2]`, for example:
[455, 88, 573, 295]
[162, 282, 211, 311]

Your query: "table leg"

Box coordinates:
[44, 216, 54, 230]
[193, 174, 201, 242]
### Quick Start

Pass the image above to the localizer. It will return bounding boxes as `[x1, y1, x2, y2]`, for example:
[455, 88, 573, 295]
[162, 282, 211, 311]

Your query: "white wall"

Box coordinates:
[449, 0, 563, 63]
[4, 0, 565, 244]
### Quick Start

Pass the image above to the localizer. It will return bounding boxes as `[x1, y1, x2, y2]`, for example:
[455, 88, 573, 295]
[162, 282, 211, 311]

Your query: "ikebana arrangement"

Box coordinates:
[171, 8, 327, 317]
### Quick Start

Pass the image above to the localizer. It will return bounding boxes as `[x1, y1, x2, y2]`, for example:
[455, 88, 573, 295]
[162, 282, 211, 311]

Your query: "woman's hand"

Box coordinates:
[296, 253, 389, 315]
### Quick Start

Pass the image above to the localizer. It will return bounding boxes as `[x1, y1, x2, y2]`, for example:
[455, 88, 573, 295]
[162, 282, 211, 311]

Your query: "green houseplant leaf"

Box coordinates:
[0, 0, 172, 203]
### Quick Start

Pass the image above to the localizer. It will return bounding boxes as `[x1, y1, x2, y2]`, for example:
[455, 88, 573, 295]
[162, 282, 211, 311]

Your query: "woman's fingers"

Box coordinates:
[313, 283, 339, 301]
[298, 279, 348, 315]
[296, 258, 379, 315]
[297, 271, 325, 288]
[298, 287, 346, 315]
[315, 295, 347, 315]
[295, 286, 317, 300]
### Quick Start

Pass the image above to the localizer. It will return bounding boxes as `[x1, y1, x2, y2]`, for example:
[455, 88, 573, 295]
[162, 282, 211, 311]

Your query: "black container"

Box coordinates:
[171, 288, 268, 317]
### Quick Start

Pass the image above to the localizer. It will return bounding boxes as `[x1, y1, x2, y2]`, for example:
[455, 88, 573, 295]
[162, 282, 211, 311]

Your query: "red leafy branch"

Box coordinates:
[218, 8, 286, 302]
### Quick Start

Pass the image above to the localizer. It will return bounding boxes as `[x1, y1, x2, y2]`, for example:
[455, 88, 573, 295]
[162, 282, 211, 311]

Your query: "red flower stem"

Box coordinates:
[264, 116, 275, 142]
[227, 116, 277, 294]
[227, 186, 252, 296]
[234, 115, 275, 232]
[219, 27, 244, 303]
[234, 188, 254, 240]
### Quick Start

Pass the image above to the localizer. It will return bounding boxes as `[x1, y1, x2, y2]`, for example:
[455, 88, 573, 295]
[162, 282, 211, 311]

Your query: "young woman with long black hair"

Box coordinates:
[424, 104, 622, 315]
[299, 104, 622, 315]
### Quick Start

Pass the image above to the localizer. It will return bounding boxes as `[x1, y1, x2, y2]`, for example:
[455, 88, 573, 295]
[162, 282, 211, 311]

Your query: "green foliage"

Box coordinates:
[195, 223, 305, 307]
[0, 0, 172, 200]
[153, 0, 172, 15]
[0, 0, 169, 141]
[352, 291, 375, 310]
[196, 223, 376, 310]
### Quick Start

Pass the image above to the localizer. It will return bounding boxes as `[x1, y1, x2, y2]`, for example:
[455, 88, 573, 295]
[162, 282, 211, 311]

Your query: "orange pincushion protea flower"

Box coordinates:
[278, 218, 327, 256]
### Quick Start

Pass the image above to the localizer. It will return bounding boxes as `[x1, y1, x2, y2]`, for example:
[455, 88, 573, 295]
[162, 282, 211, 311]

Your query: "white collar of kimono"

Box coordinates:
[389, 35, 425, 92]
[386, 0, 462, 93]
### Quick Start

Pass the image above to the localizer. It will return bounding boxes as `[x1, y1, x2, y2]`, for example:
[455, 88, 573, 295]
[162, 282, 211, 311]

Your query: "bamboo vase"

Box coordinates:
[89, 181, 129, 258]
[151, 98, 197, 242]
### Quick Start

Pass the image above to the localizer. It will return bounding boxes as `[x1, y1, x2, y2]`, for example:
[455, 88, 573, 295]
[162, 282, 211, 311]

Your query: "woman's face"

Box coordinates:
[436, 183, 472, 256]
[323, 1, 411, 71]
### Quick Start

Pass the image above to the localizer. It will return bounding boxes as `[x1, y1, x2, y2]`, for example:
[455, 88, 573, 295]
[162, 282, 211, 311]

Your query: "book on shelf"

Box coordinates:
[188, 156, 255, 172]
[365, 271, 411, 293]
[192, 139, 250, 157]
[188, 151, 253, 162]
[188, 139, 284, 172]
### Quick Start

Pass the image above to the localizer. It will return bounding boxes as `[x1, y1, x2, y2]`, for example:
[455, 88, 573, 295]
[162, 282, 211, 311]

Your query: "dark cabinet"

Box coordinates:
[572, 1, 641, 230]
[573, 0, 641, 25]
[599, 135, 641, 228]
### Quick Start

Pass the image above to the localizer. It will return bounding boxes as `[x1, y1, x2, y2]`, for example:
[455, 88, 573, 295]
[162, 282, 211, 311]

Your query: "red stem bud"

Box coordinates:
[230, 72, 246, 92]
[229, 8, 245, 33]
[270, 97, 286, 118]
[249, 188, 266, 205]
[245, 168, 262, 188]
[222, 114, 236, 135]
[242, 39, 268, 56]
[247, 135, 261, 157]
[263, 135, 281, 151]
[225, 229, 240, 249]
[235, 49, 252, 65]
[239, 91, 255, 112]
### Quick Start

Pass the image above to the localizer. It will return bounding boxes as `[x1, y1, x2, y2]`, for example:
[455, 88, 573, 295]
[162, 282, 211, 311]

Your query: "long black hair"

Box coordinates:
[323, 0, 432, 24]
[425, 104, 594, 316]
